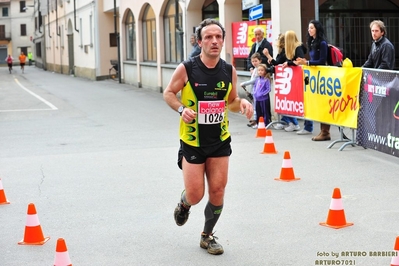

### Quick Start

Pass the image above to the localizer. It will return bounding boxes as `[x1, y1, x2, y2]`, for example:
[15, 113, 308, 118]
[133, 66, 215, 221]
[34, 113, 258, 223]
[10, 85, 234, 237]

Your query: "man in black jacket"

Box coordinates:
[246, 27, 273, 71]
[363, 20, 395, 70]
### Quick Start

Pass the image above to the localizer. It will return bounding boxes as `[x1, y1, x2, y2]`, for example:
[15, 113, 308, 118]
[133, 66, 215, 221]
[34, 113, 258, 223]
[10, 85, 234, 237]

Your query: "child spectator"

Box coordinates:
[253, 64, 272, 126]
[240, 52, 262, 128]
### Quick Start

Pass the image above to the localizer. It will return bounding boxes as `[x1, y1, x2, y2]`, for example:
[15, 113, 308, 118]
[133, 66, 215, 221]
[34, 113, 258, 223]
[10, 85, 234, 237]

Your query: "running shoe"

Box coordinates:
[174, 202, 190, 226]
[200, 233, 224, 255]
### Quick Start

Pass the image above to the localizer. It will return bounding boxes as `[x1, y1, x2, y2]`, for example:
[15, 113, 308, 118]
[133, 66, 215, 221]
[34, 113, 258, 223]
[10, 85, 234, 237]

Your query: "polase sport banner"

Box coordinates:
[356, 69, 399, 157]
[274, 65, 304, 117]
[302, 66, 362, 128]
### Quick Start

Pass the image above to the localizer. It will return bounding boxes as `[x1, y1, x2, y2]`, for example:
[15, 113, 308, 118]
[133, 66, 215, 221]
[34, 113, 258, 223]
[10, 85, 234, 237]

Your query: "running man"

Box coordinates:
[163, 18, 253, 255]
[19, 52, 26, 73]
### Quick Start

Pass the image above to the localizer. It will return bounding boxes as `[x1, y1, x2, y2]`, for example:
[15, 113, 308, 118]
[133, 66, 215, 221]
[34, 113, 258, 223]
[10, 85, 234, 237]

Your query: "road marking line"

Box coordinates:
[14, 78, 58, 110]
[0, 108, 55, 112]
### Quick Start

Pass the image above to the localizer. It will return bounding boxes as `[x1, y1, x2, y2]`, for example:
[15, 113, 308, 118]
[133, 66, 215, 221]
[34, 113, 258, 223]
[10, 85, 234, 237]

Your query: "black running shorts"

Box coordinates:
[177, 137, 232, 170]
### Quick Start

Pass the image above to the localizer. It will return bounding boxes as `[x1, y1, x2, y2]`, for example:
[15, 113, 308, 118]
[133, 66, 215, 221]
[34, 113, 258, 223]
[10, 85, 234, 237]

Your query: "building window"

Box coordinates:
[0, 25, 5, 39]
[20, 1, 26, 13]
[109, 33, 117, 47]
[164, 0, 183, 63]
[21, 47, 28, 55]
[2, 7, 9, 17]
[143, 5, 156, 62]
[36, 42, 41, 58]
[38, 12, 42, 28]
[202, 0, 218, 19]
[125, 10, 136, 60]
[21, 24, 27, 36]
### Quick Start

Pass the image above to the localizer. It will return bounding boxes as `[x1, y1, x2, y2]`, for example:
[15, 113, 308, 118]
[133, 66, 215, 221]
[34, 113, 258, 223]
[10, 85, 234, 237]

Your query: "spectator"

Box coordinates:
[264, 33, 286, 66]
[266, 32, 305, 132]
[240, 52, 262, 128]
[189, 33, 201, 58]
[253, 64, 273, 126]
[295, 20, 330, 141]
[247, 27, 273, 71]
[363, 20, 395, 70]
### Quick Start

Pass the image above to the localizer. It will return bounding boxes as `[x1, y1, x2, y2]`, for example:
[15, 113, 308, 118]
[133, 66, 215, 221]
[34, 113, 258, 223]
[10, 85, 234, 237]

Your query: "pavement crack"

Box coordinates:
[39, 166, 45, 196]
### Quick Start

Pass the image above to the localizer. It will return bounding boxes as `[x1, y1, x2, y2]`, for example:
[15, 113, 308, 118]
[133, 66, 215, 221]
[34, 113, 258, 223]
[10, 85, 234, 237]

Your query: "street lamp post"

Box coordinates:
[314, 0, 319, 20]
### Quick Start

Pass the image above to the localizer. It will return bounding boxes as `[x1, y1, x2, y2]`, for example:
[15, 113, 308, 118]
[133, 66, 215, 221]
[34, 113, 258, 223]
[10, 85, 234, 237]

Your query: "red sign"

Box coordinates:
[259, 19, 273, 44]
[274, 65, 304, 117]
[231, 21, 257, 59]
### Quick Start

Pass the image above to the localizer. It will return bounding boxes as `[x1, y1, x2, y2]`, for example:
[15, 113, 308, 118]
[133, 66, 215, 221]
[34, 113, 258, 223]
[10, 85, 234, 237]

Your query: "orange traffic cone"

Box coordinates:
[18, 203, 50, 245]
[391, 236, 399, 266]
[255, 117, 267, 138]
[54, 238, 72, 266]
[0, 178, 10, 205]
[261, 130, 278, 154]
[274, 151, 299, 181]
[320, 188, 353, 229]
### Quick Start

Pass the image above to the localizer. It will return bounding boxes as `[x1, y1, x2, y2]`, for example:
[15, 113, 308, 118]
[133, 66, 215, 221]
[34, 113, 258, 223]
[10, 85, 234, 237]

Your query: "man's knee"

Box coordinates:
[209, 186, 225, 200]
[185, 189, 204, 205]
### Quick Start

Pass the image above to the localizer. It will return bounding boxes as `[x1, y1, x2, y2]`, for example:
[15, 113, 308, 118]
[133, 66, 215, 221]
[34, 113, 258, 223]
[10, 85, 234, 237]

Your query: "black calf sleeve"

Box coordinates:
[203, 201, 223, 234]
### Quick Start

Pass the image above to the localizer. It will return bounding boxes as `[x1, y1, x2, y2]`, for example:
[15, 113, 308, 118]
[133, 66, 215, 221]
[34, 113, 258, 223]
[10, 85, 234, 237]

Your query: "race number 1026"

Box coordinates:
[198, 100, 225, 125]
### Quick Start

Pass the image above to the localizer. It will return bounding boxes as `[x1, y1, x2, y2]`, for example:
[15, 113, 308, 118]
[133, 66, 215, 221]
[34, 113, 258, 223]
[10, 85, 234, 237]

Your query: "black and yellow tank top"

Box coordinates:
[180, 56, 233, 147]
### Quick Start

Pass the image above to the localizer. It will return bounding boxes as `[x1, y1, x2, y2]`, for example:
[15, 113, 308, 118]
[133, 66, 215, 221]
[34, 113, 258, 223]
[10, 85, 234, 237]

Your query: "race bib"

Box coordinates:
[198, 100, 225, 125]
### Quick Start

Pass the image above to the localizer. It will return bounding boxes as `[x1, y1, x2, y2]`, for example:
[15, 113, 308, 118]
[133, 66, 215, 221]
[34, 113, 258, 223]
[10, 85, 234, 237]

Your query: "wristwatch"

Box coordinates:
[178, 105, 186, 116]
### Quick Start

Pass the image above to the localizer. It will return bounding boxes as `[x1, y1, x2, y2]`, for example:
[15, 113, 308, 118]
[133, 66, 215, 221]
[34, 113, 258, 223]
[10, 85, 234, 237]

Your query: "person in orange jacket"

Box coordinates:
[19, 52, 27, 73]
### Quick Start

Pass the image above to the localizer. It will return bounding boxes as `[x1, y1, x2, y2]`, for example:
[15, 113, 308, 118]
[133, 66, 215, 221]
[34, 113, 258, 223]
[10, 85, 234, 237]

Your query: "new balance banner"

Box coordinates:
[274, 65, 304, 117]
[231, 21, 257, 59]
[357, 69, 399, 157]
[302, 66, 362, 128]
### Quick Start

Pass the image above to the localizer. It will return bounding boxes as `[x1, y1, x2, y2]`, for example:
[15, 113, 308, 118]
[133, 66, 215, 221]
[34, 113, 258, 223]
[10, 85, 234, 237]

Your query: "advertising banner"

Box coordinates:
[356, 69, 399, 157]
[302, 66, 362, 128]
[274, 65, 304, 117]
[232, 21, 257, 59]
[259, 19, 273, 44]
[231, 20, 271, 59]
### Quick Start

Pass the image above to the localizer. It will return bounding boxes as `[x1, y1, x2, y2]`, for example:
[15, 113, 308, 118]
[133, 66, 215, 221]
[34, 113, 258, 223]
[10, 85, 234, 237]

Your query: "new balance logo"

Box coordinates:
[275, 67, 293, 95]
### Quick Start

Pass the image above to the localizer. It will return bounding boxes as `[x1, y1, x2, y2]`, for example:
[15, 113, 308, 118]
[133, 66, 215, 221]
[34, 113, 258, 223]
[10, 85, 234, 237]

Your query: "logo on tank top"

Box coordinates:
[215, 81, 226, 91]
[204, 91, 218, 99]
[194, 82, 207, 87]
